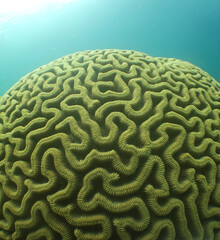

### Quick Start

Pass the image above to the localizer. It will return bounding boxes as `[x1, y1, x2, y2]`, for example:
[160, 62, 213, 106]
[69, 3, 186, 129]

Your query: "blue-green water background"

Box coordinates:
[0, 0, 220, 96]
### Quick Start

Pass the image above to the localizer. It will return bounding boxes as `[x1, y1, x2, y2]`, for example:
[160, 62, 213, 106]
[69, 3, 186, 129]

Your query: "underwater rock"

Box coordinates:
[0, 49, 219, 240]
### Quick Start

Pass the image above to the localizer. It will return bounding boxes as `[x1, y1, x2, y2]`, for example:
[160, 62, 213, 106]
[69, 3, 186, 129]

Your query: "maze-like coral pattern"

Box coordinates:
[0, 49, 220, 240]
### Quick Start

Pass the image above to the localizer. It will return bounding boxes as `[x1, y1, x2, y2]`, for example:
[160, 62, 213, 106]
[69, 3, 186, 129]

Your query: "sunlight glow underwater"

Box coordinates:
[0, 0, 76, 16]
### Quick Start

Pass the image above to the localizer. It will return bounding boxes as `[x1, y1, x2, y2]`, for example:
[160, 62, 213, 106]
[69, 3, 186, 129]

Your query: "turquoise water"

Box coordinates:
[0, 0, 219, 96]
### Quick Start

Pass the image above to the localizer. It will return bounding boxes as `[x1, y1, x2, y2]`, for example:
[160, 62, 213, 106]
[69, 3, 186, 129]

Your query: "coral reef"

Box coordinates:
[0, 49, 219, 239]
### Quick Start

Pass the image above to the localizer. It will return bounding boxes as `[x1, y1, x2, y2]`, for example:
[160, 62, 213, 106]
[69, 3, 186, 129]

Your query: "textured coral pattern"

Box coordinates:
[0, 49, 220, 240]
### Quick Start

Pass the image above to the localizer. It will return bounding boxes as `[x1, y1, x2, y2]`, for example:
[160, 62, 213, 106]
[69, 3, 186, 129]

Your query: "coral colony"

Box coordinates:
[0, 49, 219, 240]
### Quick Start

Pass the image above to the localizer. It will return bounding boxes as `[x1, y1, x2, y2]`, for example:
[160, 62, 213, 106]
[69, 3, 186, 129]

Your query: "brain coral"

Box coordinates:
[0, 49, 220, 240]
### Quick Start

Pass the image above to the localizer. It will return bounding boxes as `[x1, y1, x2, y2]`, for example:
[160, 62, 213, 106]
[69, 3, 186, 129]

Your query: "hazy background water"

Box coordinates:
[0, 0, 219, 96]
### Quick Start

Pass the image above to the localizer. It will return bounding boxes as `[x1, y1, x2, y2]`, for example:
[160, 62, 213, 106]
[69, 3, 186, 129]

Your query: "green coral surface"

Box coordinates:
[0, 49, 220, 240]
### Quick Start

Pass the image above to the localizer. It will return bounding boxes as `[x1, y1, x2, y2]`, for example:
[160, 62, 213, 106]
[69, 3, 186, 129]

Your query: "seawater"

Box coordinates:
[0, 0, 219, 96]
